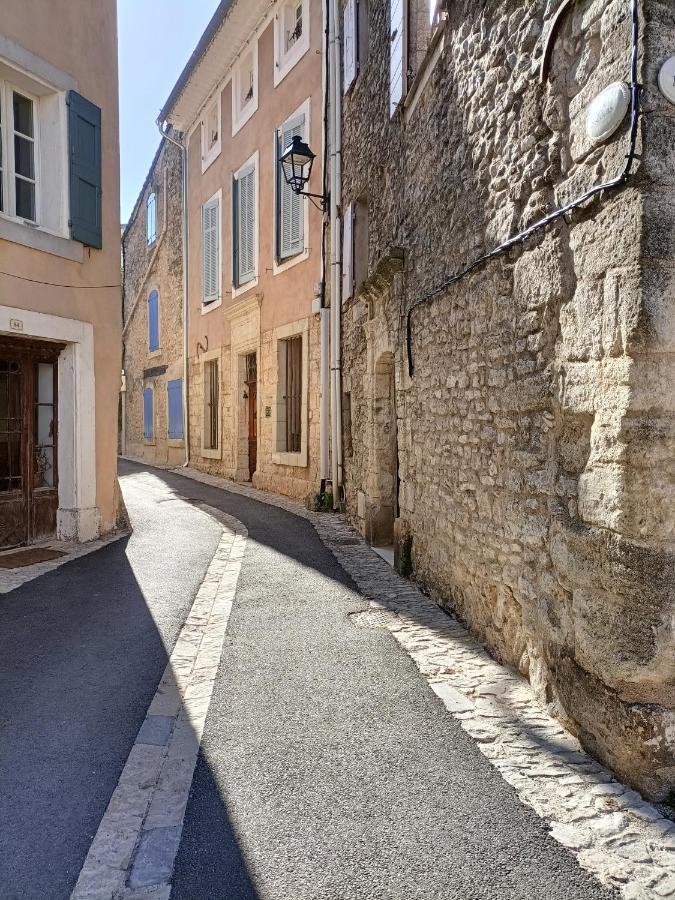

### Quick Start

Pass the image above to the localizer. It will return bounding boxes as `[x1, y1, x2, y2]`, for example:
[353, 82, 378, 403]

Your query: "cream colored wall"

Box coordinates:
[0, 0, 122, 534]
[185, 4, 324, 498]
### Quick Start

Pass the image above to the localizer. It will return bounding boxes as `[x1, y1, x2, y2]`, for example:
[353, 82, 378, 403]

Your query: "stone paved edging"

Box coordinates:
[70, 502, 247, 900]
[167, 465, 675, 900]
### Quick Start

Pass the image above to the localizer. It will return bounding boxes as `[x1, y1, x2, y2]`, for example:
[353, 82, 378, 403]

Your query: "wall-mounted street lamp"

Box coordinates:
[279, 135, 327, 210]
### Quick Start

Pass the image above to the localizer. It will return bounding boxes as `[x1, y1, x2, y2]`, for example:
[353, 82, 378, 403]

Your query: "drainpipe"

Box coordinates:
[319, 0, 330, 491]
[157, 121, 190, 467]
[328, 0, 343, 508]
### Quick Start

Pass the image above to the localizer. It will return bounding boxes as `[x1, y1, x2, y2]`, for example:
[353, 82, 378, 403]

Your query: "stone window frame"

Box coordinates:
[231, 151, 259, 300]
[272, 318, 309, 468]
[200, 93, 222, 174]
[231, 39, 259, 137]
[272, 97, 311, 276]
[200, 347, 222, 460]
[274, 0, 310, 88]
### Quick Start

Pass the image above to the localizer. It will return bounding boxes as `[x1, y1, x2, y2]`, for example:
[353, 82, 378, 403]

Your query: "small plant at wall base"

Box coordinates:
[398, 534, 413, 579]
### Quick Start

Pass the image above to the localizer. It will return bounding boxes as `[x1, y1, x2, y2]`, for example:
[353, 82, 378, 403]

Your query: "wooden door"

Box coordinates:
[0, 356, 28, 549]
[245, 353, 257, 481]
[0, 340, 60, 550]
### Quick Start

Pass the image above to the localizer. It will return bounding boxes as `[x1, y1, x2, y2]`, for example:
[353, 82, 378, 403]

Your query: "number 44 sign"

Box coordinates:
[659, 56, 675, 105]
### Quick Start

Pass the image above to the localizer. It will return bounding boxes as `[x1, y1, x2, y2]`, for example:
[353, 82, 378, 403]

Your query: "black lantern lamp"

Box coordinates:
[279, 135, 327, 209]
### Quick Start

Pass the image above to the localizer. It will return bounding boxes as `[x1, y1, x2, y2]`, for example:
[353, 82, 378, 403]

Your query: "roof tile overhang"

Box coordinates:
[159, 0, 274, 134]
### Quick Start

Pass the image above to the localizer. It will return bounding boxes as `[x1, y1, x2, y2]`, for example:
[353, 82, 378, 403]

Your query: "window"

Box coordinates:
[343, 0, 357, 92]
[201, 192, 221, 304]
[201, 96, 221, 172]
[233, 160, 256, 288]
[203, 360, 219, 451]
[342, 202, 354, 302]
[280, 336, 302, 453]
[343, 197, 369, 301]
[143, 386, 154, 439]
[358, 0, 370, 71]
[148, 290, 160, 351]
[147, 192, 157, 244]
[167, 379, 183, 439]
[232, 45, 258, 135]
[34, 363, 55, 488]
[0, 85, 37, 222]
[276, 111, 306, 261]
[274, 0, 310, 85]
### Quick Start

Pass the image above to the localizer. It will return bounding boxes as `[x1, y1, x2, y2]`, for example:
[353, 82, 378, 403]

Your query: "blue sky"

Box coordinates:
[118, 0, 219, 223]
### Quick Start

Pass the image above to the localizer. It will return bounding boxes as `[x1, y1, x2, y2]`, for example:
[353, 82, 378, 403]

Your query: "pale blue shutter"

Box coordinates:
[343, 0, 357, 92]
[390, 0, 404, 116]
[143, 387, 154, 439]
[278, 115, 305, 260]
[202, 198, 220, 303]
[148, 291, 159, 351]
[237, 165, 256, 284]
[167, 379, 184, 439]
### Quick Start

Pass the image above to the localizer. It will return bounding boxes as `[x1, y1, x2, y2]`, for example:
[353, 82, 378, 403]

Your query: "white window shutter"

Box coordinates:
[237, 166, 256, 284]
[390, 0, 404, 116]
[342, 203, 354, 303]
[202, 198, 219, 302]
[343, 0, 357, 93]
[279, 115, 305, 259]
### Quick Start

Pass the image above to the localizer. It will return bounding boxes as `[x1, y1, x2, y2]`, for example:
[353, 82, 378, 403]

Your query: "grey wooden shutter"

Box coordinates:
[278, 115, 305, 260]
[237, 165, 256, 284]
[342, 203, 354, 302]
[343, 0, 357, 92]
[67, 91, 102, 248]
[389, 0, 404, 117]
[202, 197, 220, 302]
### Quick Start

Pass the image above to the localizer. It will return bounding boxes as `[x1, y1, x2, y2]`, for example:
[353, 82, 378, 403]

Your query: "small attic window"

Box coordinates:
[201, 95, 221, 173]
[232, 42, 258, 136]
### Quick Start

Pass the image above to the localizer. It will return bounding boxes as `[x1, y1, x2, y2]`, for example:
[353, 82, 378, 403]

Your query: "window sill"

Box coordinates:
[201, 297, 223, 315]
[168, 437, 184, 448]
[148, 348, 162, 359]
[274, 40, 309, 87]
[201, 447, 221, 460]
[232, 99, 258, 137]
[143, 437, 156, 446]
[232, 277, 258, 300]
[273, 248, 308, 276]
[272, 449, 308, 468]
[0, 215, 83, 262]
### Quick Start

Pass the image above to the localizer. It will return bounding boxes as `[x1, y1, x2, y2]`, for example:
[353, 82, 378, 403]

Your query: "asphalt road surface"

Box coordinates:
[0, 461, 615, 899]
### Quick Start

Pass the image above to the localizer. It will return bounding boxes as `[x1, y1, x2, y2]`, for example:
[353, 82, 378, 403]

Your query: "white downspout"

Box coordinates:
[157, 121, 190, 467]
[319, 0, 330, 490]
[328, 0, 343, 508]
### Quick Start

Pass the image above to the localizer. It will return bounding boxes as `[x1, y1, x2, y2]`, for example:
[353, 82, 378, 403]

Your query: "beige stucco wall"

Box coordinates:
[183, 5, 324, 500]
[0, 0, 122, 536]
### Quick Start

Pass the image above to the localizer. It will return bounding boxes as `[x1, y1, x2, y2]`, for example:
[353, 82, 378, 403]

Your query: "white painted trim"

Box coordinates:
[0, 305, 99, 541]
[0, 37, 78, 93]
[201, 187, 223, 306]
[231, 39, 259, 137]
[232, 150, 259, 296]
[200, 93, 222, 174]
[274, 0, 311, 87]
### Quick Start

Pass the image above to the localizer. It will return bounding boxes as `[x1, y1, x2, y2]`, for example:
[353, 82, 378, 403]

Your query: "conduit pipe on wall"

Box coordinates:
[157, 121, 190, 467]
[319, 0, 330, 490]
[328, 0, 344, 508]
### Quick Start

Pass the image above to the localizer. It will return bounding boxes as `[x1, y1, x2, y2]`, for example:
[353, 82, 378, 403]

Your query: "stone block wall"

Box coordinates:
[122, 140, 185, 467]
[341, 0, 675, 798]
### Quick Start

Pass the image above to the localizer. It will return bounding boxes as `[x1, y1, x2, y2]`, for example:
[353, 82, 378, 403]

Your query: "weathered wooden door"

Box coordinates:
[0, 340, 60, 550]
[245, 353, 257, 481]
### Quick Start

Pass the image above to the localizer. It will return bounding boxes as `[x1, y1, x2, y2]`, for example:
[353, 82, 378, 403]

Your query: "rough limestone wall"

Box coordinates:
[341, 0, 675, 798]
[122, 141, 184, 466]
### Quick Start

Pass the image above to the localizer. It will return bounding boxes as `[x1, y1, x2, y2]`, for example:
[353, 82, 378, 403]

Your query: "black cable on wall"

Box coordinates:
[405, 0, 641, 377]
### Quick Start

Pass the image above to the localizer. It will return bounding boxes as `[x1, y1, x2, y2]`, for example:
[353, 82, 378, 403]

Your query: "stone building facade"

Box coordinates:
[340, 0, 675, 799]
[122, 139, 185, 467]
[158, 0, 324, 502]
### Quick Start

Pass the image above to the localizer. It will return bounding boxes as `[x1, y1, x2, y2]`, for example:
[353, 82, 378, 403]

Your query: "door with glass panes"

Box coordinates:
[0, 339, 61, 550]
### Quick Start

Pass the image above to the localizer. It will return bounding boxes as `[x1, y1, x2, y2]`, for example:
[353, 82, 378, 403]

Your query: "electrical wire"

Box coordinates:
[406, 0, 641, 376]
[0, 270, 121, 289]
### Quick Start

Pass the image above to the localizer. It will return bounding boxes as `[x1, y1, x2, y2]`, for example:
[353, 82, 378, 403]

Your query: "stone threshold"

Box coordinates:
[146, 459, 675, 900]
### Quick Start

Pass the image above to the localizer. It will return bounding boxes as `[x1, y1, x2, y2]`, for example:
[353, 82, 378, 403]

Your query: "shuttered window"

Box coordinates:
[343, 0, 357, 92]
[233, 163, 256, 286]
[389, 0, 405, 117]
[167, 379, 183, 439]
[201, 195, 220, 303]
[277, 114, 305, 261]
[204, 360, 219, 450]
[342, 203, 354, 302]
[147, 192, 157, 244]
[68, 90, 102, 248]
[148, 290, 159, 351]
[143, 387, 154, 439]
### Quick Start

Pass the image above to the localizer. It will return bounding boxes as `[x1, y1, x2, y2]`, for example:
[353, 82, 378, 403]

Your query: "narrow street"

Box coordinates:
[0, 461, 618, 900]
